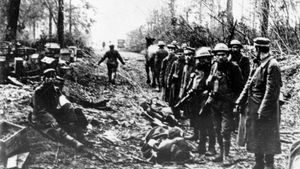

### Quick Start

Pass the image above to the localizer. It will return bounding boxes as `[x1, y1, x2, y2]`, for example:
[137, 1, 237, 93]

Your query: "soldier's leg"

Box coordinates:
[185, 116, 199, 141]
[74, 108, 88, 129]
[265, 154, 275, 169]
[57, 104, 86, 138]
[111, 71, 117, 84]
[107, 65, 112, 82]
[253, 153, 264, 169]
[155, 66, 161, 90]
[33, 111, 84, 150]
[212, 110, 223, 162]
[145, 62, 151, 84]
[206, 113, 216, 156]
[221, 110, 234, 165]
[198, 117, 207, 155]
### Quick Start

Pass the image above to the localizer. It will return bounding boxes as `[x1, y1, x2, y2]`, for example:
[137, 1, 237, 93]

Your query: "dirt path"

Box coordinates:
[0, 51, 292, 169]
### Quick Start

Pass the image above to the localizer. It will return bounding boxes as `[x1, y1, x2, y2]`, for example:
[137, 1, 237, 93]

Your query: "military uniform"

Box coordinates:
[31, 69, 88, 149]
[206, 43, 244, 164]
[235, 37, 281, 169]
[167, 53, 185, 118]
[160, 52, 177, 102]
[98, 46, 125, 83]
[155, 46, 168, 89]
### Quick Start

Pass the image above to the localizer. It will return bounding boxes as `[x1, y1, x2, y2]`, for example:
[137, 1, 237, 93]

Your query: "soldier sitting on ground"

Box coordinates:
[30, 68, 88, 150]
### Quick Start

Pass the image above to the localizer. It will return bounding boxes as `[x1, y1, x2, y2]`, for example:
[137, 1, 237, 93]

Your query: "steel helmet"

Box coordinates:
[212, 43, 229, 53]
[43, 68, 56, 77]
[167, 44, 176, 49]
[181, 43, 187, 48]
[229, 40, 243, 48]
[195, 47, 212, 58]
[158, 41, 166, 46]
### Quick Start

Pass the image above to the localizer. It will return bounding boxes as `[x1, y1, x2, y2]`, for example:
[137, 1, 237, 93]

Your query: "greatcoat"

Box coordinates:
[236, 55, 282, 154]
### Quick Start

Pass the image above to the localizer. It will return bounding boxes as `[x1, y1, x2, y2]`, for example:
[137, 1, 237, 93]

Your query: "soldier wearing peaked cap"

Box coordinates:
[154, 41, 169, 91]
[235, 37, 282, 169]
[31, 68, 89, 150]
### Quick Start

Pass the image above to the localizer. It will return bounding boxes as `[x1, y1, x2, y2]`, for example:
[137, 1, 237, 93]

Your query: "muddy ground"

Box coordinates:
[0, 50, 299, 169]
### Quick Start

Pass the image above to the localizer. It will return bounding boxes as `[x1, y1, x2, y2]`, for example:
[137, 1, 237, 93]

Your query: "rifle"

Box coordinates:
[174, 91, 194, 109]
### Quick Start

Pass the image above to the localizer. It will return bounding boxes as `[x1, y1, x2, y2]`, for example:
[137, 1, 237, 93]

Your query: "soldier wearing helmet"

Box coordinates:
[31, 68, 89, 150]
[176, 47, 216, 156]
[98, 43, 125, 84]
[235, 37, 282, 169]
[229, 39, 250, 86]
[154, 41, 169, 91]
[206, 43, 243, 165]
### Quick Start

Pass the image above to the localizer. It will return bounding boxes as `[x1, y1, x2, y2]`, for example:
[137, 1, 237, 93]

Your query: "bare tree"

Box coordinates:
[58, 0, 64, 47]
[5, 0, 21, 41]
[261, 0, 270, 37]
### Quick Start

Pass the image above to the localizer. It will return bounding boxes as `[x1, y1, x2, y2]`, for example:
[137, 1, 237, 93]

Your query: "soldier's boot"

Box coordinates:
[222, 141, 232, 166]
[253, 153, 264, 169]
[185, 128, 199, 141]
[63, 134, 84, 151]
[198, 131, 207, 155]
[212, 136, 223, 162]
[206, 131, 216, 156]
[264, 154, 275, 169]
[206, 145, 216, 156]
[111, 72, 116, 84]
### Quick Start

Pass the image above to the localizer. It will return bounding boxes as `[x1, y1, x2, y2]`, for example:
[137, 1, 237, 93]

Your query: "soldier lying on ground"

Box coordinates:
[30, 68, 89, 150]
[141, 126, 194, 163]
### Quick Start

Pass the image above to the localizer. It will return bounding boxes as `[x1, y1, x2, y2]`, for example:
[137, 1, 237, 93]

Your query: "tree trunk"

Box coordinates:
[252, 0, 258, 29]
[69, 0, 72, 36]
[58, 0, 64, 47]
[226, 0, 233, 24]
[261, 0, 270, 37]
[33, 21, 36, 40]
[226, 0, 234, 43]
[49, 8, 53, 37]
[5, 0, 21, 41]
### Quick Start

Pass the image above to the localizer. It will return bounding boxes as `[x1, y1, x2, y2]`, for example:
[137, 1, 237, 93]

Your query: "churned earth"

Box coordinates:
[0, 49, 298, 169]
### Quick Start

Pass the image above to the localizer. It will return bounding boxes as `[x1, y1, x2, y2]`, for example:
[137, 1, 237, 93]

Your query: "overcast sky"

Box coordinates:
[89, 0, 164, 45]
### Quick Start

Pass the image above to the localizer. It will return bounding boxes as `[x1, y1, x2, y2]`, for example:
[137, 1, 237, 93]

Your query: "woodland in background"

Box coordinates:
[0, 0, 95, 48]
[126, 0, 300, 54]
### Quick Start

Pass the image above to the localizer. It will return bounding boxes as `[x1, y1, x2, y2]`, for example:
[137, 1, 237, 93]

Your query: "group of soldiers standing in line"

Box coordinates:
[150, 37, 281, 169]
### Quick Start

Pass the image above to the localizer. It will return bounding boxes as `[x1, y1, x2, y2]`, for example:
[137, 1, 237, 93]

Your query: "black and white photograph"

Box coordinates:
[0, 0, 299, 168]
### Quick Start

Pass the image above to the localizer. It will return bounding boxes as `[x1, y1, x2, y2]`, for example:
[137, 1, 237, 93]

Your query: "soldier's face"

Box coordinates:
[168, 48, 175, 53]
[231, 45, 241, 53]
[215, 52, 228, 63]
